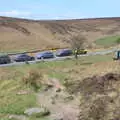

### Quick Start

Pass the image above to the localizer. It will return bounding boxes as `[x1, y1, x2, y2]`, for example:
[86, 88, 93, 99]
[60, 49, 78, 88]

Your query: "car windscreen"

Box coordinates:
[0, 56, 9, 59]
[44, 52, 53, 55]
[64, 50, 72, 53]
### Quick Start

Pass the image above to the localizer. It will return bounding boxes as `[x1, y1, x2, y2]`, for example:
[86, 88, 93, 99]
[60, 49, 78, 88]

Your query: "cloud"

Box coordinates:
[0, 10, 31, 18]
[49, 12, 86, 20]
[0, 10, 54, 19]
[0, 10, 86, 20]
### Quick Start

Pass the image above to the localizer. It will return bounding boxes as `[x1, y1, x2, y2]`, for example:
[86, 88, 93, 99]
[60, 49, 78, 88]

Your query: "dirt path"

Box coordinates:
[37, 78, 79, 120]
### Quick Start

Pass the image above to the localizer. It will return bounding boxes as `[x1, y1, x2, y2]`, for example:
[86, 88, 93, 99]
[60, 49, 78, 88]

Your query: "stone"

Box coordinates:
[9, 115, 27, 120]
[56, 88, 61, 92]
[51, 100, 56, 104]
[43, 84, 54, 91]
[65, 95, 74, 101]
[16, 90, 30, 95]
[24, 107, 50, 117]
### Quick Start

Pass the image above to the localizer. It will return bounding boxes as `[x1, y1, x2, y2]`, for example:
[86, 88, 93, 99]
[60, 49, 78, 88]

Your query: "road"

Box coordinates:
[0, 47, 117, 67]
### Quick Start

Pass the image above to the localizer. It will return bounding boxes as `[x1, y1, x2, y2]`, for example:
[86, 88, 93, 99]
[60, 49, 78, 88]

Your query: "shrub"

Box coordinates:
[116, 37, 120, 44]
[23, 70, 43, 92]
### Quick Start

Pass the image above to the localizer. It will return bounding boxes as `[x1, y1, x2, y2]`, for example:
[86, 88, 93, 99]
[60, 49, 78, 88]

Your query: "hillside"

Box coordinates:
[0, 16, 120, 52]
[0, 54, 120, 120]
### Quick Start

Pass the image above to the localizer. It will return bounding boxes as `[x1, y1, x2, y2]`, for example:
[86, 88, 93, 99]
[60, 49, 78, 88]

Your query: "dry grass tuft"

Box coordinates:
[22, 70, 43, 91]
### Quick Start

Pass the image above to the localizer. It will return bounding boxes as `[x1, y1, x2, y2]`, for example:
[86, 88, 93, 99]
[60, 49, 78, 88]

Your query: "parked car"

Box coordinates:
[0, 54, 11, 64]
[74, 49, 87, 55]
[36, 51, 54, 59]
[56, 49, 73, 57]
[13, 54, 35, 62]
[113, 50, 120, 60]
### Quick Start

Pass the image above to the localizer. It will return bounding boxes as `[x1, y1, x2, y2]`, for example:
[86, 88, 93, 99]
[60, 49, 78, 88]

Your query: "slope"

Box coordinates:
[0, 16, 120, 52]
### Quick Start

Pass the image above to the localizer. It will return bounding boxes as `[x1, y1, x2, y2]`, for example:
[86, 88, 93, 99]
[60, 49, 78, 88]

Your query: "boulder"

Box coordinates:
[64, 95, 74, 101]
[9, 115, 27, 120]
[24, 107, 50, 117]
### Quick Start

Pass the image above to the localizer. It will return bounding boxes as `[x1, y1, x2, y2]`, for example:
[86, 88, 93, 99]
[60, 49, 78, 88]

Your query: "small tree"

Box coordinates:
[70, 34, 87, 50]
[70, 35, 87, 63]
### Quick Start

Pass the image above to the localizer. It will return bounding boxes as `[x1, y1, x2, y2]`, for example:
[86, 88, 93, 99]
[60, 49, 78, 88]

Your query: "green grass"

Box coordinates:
[95, 35, 120, 47]
[0, 94, 36, 114]
[29, 116, 52, 120]
[4, 54, 113, 72]
[0, 114, 10, 120]
[0, 79, 37, 115]
[38, 54, 112, 67]
[0, 54, 113, 118]
[80, 54, 112, 63]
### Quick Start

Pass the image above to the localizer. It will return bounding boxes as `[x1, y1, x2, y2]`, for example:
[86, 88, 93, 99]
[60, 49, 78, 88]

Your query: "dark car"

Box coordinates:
[13, 54, 35, 62]
[0, 54, 11, 64]
[113, 50, 120, 60]
[36, 51, 54, 59]
[56, 49, 73, 57]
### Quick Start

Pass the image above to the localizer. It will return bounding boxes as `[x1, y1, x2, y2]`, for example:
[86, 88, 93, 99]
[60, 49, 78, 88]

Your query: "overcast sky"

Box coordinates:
[0, 0, 119, 20]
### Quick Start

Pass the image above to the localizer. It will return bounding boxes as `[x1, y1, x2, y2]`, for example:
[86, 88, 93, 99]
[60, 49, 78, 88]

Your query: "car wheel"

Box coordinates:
[41, 57, 44, 59]
[4, 61, 7, 64]
[31, 57, 34, 61]
[38, 57, 41, 59]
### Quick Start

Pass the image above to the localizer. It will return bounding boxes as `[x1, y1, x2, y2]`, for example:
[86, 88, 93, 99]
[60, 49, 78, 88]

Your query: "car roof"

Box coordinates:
[0, 53, 9, 57]
[37, 51, 52, 54]
[15, 54, 28, 57]
[57, 49, 72, 52]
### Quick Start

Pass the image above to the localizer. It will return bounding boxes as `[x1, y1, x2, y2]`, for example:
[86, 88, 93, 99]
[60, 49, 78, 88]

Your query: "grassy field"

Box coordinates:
[95, 35, 120, 47]
[0, 53, 119, 120]
[0, 79, 37, 119]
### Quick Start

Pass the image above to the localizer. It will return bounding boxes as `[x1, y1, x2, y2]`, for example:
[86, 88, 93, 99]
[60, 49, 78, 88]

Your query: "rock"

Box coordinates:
[54, 94, 59, 98]
[16, 90, 30, 95]
[47, 84, 54, 88]
[51, 96, 56, 104]
[24, 107, 50, 117]
[64, 95, 74, 101]
[43, 84, 54, 91]
[56, 88, 61, 92]
[43, 87, 49, 91]
[51, 99, 56, 104]
[9, 115, 27, 120]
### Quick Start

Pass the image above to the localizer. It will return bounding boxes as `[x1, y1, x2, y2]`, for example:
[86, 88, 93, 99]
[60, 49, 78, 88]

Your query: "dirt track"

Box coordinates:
[37, 78, 79, 120]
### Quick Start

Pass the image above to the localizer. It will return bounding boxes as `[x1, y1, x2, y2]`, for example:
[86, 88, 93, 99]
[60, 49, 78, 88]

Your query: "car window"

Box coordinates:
[0, 56, 9, 59]
[20, 54, 27, 57]
[65, 50, 71, 53]
[45, 52, 52, 54]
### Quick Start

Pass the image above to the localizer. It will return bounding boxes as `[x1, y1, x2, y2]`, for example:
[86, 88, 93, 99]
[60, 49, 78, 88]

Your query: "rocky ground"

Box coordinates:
[37, 78, 79, 120]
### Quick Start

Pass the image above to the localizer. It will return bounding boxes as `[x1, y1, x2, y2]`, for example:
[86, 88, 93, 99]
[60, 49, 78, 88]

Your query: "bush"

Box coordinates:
[23, 70, 43, 92]
[116, 38, 120, 44]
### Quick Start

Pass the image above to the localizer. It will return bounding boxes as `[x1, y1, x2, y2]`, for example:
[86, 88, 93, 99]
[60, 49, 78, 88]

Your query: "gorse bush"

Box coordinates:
[23, 70, 43, 92]
[116, 37, 120, 44]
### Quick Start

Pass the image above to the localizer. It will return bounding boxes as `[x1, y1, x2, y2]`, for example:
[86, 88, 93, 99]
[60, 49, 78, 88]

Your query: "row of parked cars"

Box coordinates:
[0, 49, 87, 64]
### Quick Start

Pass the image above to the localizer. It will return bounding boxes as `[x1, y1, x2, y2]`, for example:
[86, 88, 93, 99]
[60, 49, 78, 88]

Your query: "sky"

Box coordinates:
[0, 0, 119, 20]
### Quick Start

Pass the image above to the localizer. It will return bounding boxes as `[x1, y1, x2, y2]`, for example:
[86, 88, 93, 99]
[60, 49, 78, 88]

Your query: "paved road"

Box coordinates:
[0, 48, 117, 67]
